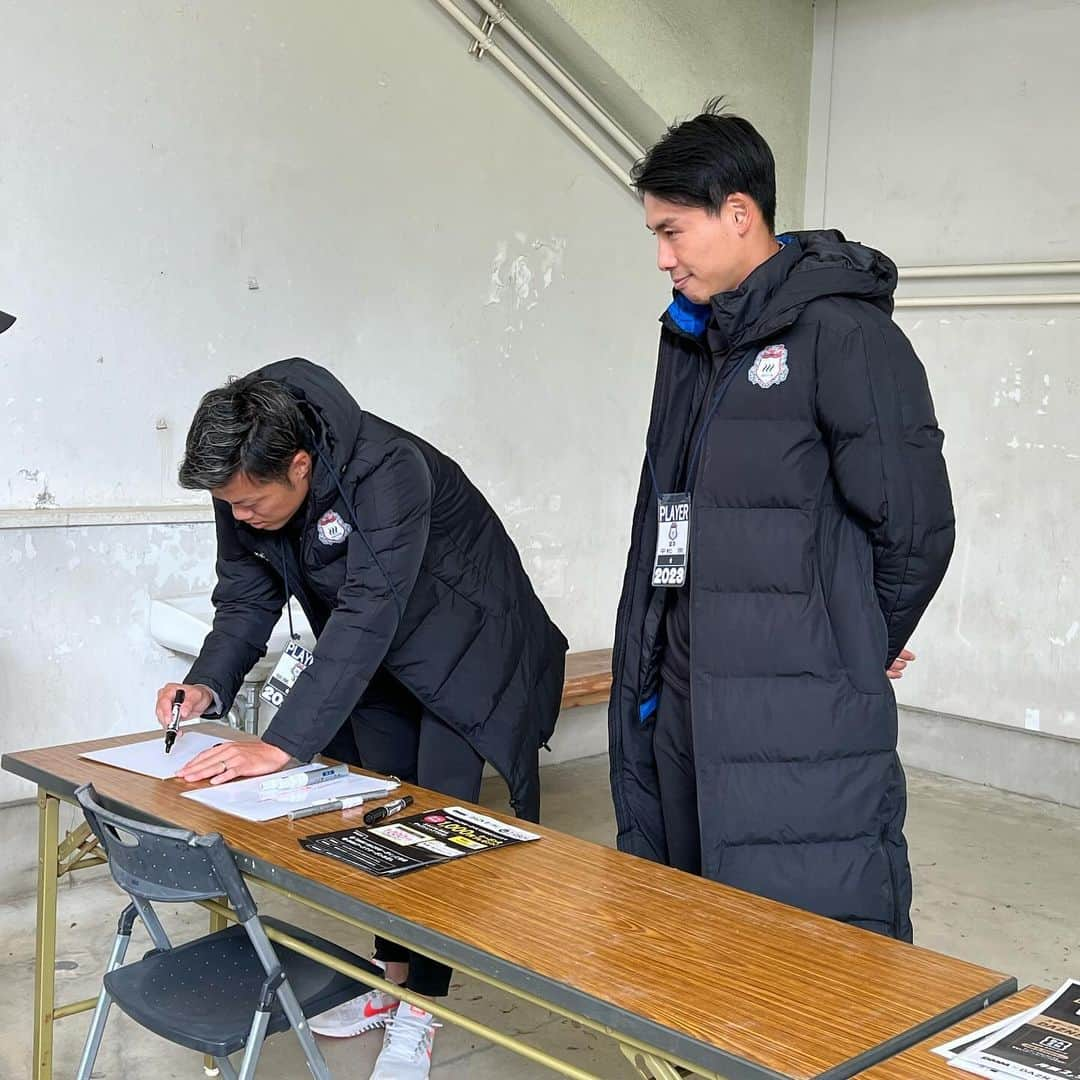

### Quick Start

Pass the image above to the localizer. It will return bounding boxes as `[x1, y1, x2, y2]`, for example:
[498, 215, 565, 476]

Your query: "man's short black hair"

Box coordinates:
[179, 373, 308, 490]
[631, 97, 777, 232]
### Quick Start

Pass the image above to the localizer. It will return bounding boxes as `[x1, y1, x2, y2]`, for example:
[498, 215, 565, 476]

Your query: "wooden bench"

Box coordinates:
[560, 648, 613, 709]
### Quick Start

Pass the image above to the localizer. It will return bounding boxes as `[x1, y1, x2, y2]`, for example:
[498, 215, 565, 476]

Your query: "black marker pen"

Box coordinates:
[164, 689, 185, 754]
[363, 795, 414, 826]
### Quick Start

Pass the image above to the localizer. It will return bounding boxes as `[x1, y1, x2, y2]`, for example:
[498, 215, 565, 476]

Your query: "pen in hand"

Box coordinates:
[164, 689, 185, 754]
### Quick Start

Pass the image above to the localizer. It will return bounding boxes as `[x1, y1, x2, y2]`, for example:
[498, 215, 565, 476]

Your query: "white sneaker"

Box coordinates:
[369, 1000, 440, 1079]
[309, 987, 400, 1038]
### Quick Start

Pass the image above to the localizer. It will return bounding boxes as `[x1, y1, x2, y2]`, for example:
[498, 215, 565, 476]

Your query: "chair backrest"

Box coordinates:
[76, 783, 257, 919]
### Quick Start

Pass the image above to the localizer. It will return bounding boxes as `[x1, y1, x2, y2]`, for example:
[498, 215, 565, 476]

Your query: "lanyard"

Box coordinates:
[277, 541, 299, 641]
[646, 349, 750, 498]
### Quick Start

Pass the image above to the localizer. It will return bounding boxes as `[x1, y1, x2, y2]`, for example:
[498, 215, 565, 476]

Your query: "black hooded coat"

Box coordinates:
[609, 232, 954, 937]
[188, 359, 568, 821]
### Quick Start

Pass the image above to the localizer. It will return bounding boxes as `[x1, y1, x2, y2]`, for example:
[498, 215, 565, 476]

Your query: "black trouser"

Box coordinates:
[652, 680, 702, 875]
[323, 669, 485, 998]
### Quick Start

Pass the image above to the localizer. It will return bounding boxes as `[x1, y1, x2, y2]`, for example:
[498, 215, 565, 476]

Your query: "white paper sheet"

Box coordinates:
[181, 768, 400, 822]
[933, 1007, 1044, 1060]
[80, 731, 231, 779]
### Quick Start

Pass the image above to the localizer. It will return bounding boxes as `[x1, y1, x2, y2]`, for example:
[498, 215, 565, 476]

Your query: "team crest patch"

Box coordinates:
[748, 343, 789, 388]
[317, 510, 352, 546]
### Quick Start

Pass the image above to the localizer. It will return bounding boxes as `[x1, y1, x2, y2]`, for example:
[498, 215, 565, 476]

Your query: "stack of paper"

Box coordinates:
[939, 980, 1080, 1080]
[78, 732, 397, 823]
[182, 768, 398, 822]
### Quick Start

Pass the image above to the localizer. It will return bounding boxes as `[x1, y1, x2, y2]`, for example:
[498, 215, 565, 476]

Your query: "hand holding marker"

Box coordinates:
[163, 689, 185, 754]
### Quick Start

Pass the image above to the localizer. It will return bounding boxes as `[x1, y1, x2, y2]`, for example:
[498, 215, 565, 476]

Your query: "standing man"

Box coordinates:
[609, 100, 954, 941]
[156, 357, 567, 1078]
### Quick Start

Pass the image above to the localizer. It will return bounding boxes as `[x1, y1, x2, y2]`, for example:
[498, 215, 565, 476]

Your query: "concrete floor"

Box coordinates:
[2, 755, 1078, 1079]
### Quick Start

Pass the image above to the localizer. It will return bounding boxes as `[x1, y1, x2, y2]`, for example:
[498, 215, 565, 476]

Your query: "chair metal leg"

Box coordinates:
[131, 897, 172, 951]
[74, 928, 133, 1080]
[235, 1009, 270, 1080]
[241, 916, 332, 1080]
[204, 905, 230, 1075]
[214, 1053, 240, 1080]
[33, 790, 60, 1080]
[276, 981, 332, 1080]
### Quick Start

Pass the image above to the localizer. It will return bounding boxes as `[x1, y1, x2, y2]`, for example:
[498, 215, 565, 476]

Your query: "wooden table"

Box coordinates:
[4, 725, 1018, 1080]
[854, 985, 1050, 1079]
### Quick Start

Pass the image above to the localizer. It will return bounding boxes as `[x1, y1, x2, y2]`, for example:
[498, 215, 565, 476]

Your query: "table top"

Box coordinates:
[4, 725, 1017, 1080]
[855, 985, 1050, 1079]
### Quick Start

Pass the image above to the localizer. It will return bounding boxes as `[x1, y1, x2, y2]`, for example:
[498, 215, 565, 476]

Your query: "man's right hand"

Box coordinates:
[154, 683, 214, 729]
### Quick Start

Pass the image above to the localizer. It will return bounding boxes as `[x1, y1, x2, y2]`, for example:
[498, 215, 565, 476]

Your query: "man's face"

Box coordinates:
[644, 194, 745, 303]
[213, 451, 312, 531]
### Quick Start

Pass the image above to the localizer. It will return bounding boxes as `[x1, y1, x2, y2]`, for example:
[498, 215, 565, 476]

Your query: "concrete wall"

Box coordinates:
[808, 0, 1080, 744]
[537, 0, 815, 231]
[0, 0, 814, 827]
[0, 0, 666, 808]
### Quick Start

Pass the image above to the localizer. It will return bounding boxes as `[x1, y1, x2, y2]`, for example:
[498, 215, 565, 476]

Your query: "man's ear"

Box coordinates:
[727, 194, 755, 236]
[290, 450, 312, 483]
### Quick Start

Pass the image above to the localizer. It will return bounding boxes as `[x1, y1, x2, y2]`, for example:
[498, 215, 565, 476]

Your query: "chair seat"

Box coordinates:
[104, 916, 375, 1057]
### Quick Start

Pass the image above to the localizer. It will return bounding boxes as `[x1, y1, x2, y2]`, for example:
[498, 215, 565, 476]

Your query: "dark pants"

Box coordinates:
[653, 681, 701, 875]
[322, 669, 485, 998]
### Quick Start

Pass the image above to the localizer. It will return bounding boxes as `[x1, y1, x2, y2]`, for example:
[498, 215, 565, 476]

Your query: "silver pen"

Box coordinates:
[287, 787, 399, 821]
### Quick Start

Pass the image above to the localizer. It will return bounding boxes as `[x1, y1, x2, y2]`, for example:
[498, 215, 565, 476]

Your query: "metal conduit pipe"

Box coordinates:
[471, 0, 645, 160]
[900, 261, 1080, 280]
[428, 0, 633, 188]
[895, 293, 1080, 309]
[430, 10, 1079, 296]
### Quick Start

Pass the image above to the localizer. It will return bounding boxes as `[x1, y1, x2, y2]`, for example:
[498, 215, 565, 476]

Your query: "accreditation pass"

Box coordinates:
[260, 639, 314, 708]
[652, 493, 690, 587]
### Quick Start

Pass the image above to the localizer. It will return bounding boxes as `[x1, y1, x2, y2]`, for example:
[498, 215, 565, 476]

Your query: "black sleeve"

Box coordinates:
[261, 441, 432, 761]
[816, 318, 955, 665]
[185, 499, 286, 716]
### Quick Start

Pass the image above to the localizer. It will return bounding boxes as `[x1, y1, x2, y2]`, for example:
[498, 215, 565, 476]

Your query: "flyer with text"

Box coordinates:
[300, 805, 541, 877]
[950, 981, 1080, 1080]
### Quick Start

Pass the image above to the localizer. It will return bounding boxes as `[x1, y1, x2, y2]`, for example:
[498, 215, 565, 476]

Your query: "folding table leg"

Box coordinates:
[620, 1044, 689, 1080]
[33, 790, 60, 1080]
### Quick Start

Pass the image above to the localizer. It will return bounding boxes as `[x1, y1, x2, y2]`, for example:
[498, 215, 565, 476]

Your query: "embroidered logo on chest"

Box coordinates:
[316, 510, 352, 546]
[748, 343, 789, 389]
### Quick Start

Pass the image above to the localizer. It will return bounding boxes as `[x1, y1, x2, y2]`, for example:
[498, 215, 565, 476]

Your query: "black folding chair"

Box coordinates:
[73, 783, 377, 1079]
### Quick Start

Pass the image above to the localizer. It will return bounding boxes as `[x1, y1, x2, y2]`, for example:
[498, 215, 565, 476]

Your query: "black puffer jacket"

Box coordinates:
[609, 232, 954, 938]
[187, 358, 568, 821]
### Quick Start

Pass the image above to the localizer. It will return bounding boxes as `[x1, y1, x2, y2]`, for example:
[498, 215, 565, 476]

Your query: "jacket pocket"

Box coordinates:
[815, 512, 887, 695]
[878, 835, 900, 938]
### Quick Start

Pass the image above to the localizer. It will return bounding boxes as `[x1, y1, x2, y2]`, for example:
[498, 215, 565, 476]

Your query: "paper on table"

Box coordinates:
[182, 768, 399, 822]
[80, 731, 230, 780]
[933, 1006, 1044, 1060]
[948, 980, 1080, 1080]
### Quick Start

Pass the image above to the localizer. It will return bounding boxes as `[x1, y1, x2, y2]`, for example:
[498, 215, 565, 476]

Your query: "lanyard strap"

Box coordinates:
[646, 351, 750, 499]
[278, 541, 298, 640]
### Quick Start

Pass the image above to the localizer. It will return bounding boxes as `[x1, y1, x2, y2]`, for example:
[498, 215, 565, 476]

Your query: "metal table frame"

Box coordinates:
[21, 772, 1017, 1080]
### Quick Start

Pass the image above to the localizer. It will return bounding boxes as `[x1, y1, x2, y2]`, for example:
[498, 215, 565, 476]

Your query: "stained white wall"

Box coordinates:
[809, 0, 1080, 740]
[0, 0, 663, 804]
[536, 0, 814, 230]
